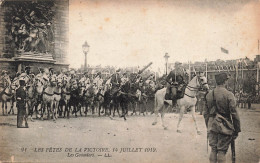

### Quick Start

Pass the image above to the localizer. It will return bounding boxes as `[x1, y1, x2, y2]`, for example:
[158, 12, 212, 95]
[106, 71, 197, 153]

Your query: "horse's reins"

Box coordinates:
[185, 76, 208, 98]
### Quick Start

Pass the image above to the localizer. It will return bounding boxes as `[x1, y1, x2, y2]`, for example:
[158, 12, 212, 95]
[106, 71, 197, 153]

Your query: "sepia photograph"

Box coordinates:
[0, 0, 259, 162]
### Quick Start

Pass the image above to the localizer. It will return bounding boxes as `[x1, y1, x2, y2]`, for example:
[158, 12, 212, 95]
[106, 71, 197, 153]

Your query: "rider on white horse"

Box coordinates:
[165, 62, 187, 107]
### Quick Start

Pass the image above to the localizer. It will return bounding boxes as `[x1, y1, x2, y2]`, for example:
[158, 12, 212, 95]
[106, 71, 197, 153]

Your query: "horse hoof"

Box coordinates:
[177, 130, 182, 133]
[41, 117, 44, 121]
[197, 131, 202, 135]
[164, 127, 168, 130]
[30, 118, 34, 122]
[152, 122, 157, 126]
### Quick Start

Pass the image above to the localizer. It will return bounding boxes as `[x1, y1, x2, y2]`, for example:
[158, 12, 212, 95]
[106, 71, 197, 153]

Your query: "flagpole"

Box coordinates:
[188, 61, 191, 81]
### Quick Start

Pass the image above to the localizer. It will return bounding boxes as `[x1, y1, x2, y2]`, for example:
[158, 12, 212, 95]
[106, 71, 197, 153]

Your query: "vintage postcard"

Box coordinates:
[0, 0, 259, 162]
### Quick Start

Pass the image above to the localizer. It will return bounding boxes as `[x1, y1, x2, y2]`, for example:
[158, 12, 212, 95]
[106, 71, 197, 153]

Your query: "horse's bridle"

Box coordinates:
[186, 76, 208, 92]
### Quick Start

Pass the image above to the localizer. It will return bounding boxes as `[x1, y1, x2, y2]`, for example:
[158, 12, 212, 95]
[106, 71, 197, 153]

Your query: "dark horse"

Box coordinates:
[110, 81, 131, 121]
[78, 84, 96, 116]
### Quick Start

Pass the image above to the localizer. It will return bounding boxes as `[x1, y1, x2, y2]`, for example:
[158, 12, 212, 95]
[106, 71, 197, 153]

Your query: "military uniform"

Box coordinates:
[16, 78, 28, 128]
[204, 73, 240, 163]
[165, 66, 185, 105]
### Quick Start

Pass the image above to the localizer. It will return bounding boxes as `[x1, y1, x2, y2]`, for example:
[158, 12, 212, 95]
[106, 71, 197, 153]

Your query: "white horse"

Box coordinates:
[53, 75, 63, 119]
[1, 75, 14, 115]
[152, 75, 209, 134]
[41, 75, 56, 121]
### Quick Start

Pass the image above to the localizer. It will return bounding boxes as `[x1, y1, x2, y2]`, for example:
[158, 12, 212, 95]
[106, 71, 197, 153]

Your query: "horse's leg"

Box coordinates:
[190, 106, 201, 135]
[75, 105, 78, 117]
[54, 102, 57, 120]
[161, 105, 168, 130]
[122, 103, 126, 120]
[41, 103, 45, 120]
[152, 108, 159, 126]
[28, 100, 34, 121]
[35, 103, 38, 119]
[79, 103, 82, 116]
[177, 105, 185, 133]
[51, 102, 55, 121]
[47, 103, 50, 120]
[2, 100, 4, 115]
[5, 101, 8, 115]
[98, 102, 101, 116]
[8, 98, 11, 114]
[117, 103, 120, 117]
[10, 98, 14, 114]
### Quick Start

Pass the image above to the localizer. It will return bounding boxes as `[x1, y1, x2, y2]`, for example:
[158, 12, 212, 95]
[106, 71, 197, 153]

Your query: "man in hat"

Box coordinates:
[165, 62, 186, 106]
[204, 73, 241, 163]
[16, 77, 28, 128]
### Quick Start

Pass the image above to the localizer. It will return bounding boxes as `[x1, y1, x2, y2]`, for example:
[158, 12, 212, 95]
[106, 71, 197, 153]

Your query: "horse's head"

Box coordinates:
[79, 86, 86, 96]
[49, 75, 57, 87]
[71, 79, 78, 90]
[56, 75, 63, 87]
[196, 75, 209, 91]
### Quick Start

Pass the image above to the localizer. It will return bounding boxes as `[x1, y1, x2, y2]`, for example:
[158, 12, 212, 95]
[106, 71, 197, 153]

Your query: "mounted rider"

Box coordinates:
[79, 72, 91, 89]
[93, 72, 103, 91]
[165, 62, 187, 106]
[110, 69, 122, 95]
[19, 66, 32, 87]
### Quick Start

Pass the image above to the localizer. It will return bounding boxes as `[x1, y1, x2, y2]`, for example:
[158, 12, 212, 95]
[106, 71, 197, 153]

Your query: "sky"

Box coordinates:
[68, 0, 260, 71]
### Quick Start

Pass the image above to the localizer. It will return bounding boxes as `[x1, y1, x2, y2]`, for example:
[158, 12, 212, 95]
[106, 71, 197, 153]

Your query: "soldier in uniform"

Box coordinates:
[16, 77, 28, 128]
[204, 73, 241, 163]
[165, 62, 186, 106]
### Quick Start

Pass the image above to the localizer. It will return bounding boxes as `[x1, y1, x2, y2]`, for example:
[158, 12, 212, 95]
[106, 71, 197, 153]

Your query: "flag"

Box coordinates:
[243, 59, 248, 67]
[221, 47, 229, 54]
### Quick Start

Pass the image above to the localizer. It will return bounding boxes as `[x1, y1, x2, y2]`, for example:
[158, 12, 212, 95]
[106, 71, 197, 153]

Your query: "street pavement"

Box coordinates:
[0, 103, 259, 163]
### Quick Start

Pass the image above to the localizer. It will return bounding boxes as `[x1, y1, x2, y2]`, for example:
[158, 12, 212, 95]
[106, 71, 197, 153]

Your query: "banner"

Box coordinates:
[221, 47, 229, 54]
